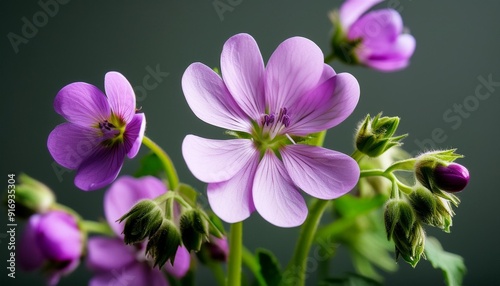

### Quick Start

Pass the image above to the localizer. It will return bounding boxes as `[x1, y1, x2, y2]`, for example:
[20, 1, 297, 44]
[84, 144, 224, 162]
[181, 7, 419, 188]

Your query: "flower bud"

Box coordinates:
[355, 114, 406, 157]
[180, 209, 209, 252]
[432, 197, 455, 233]
[119, 199, 164, 245]
[197, 236, 229, 264]
[146, 218, 182, 268]
[384, 199, 415, 240]
[409, 187, 437, 224]
[11, 174, 55, 218]
[433, 163, 470, 193]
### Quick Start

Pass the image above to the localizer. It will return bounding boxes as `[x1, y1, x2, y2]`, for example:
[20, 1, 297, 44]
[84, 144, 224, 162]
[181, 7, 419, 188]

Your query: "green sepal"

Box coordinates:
[146, 219, 182, 268]
[119, 199, 164, 245]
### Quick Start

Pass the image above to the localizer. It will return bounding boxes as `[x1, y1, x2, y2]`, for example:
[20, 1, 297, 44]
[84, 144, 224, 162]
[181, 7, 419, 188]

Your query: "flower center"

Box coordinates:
[98, 113, 126, 146]
[252, 107, 294, 153]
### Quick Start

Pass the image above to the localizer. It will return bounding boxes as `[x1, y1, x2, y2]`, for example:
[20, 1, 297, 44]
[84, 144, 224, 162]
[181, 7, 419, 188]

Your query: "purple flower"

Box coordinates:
[338, 0, 416, 71]
[47, 72, 146, 191]
[19, 211, 83, 286]
[86, 176, 191, 285]
[181, 33, 360, 227]
[205, 236, 229, 262]
[433, 163, 470, 193]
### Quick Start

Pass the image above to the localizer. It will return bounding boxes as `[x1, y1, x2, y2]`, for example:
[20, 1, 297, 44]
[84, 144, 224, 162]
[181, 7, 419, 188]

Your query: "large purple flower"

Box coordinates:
[86, 176, 191, 285]
[48, 72, 146, 191]
[339, 0, 416, 71]
[19, 210, 83, 285]
[181, 33, 360, 227]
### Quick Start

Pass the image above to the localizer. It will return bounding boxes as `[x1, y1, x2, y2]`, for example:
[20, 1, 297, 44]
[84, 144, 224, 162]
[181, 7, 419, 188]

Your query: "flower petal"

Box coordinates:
[182, 63, 250, 132]
[47, 123, 102, 169]
[105, 71, 136, 123]
[182, 135, 257, 183]
[18, 215, 45, 271]
[37, 211, 83, 261]
[282, 145, 360, 200]
[339, 0, 384, 29]
[287, 73, 360, 135]
[253, 152, 307, 227]
[221, 33, 266, 119]
[124, 113, 146, 158]
[74, 145, 126, 191]
[363, 34, 416, 72]
[165, 246, 191, 279]
[89, 263, 167, 286]
[104, 176, 167, 236]
[265, 36, 325, 113]
[86, 237, 136, 272]
[54, 82, 110, 127]
[207, 153, 259, 223]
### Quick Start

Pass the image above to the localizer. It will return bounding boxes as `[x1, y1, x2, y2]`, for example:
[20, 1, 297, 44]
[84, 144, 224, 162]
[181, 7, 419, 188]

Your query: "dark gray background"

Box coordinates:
[1, 1, 499, 285]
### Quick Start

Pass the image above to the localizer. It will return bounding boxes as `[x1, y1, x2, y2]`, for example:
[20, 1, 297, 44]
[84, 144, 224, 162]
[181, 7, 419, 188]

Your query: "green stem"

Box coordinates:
[81, 220, 114, 236]
[227, 222, 243, 286]
[282, 199, 330, 286]
[351, 150, 365, 163]
[142, 136, 179, 190]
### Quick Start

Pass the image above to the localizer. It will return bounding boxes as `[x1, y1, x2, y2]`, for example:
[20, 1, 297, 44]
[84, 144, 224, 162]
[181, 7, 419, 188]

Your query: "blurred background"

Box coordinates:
[1, 0, 499, 285]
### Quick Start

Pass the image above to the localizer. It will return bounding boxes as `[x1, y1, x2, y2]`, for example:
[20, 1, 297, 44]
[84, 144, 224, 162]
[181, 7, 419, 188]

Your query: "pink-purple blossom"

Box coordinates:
[339, 0, 416, 71]
[19, 210, 83, 286]
[47, 72, 146, 191]
[86, 176, 190, 285]
[181, 33, 360, 227]
[433, 163, 470, 193]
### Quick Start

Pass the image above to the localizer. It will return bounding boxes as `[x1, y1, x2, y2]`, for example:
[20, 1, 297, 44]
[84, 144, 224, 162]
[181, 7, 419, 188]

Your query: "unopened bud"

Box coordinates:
[180, 209, 209, 252]
[409, 187, 437, 224]
[433, 163, 470, 193]
[355, 113, 406, 157]
[11, 174, 55, 218]
[119, 200, 163, 245]
[146, 219, 182, 268]
[384, 199, 416, 240]
[392, 223, 426, 267]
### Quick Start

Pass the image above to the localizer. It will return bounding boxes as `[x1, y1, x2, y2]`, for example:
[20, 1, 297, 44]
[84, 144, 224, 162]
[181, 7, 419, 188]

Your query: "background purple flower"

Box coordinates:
[19, 210, 83, 286]
[182, 33, 360, 227]
[47, 72, 146, 191]
[339, 0, 416, 71]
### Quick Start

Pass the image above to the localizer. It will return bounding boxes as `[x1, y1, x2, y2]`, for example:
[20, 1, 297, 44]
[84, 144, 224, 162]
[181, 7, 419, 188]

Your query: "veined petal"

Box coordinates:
[340, 0, 384, 29]
[89, 263, 167, 286]
[165, 246, 191, 279]
[105, 71, 136, 123]
[182, 63, 250, 132]
[182, 135, 257, 183]
[349, 9, 403, 51]
[47, 123, 102, 169]
[265, 37, 324, 112]
[86, 237, 136, 272]
[282, 145, 360, 200]
[253, 152, 307, 227]
[287, 73, 360, 135]
[207, 153, 259, 223]
[104, 176, 167, 237]
[221, 33, 266, 119]
[124, 113, 146, 159]
[54, 82, 110, 127]
[74, 145, 126, 191]
[18, 215, 45, 271]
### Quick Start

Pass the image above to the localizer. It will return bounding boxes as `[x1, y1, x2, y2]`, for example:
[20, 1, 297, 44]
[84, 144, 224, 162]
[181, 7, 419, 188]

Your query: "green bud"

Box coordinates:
[432, 197, 455, 233]
[146, 219, 182, 268]
[384, 199, 416, 240]
[355, 113, 407, 157]
[119, 200, 164, 245]
[409, 187, 437, 224]
[9, 174, 55, 218]
[180, 209, 209, 252]
[393, 223, 426, 267]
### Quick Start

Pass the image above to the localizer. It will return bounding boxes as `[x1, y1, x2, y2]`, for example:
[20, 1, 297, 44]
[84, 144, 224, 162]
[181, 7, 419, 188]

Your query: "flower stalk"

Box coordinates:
[142, 136, 179, 190]
[227, 222, 243, 286]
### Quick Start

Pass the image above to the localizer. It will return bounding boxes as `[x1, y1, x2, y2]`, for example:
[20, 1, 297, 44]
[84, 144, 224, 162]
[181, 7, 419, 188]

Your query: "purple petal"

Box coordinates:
[47, 123, 102, 169]
[74, 145, 126, 191]
[54, 82, 110, 127]
[37, 211, 83, 261]
[253, 152, 307, 227]
[124, 113, 146, 158]
[182, 63, 250, 132]
[105, 71, 136, 123]
[18, 215, 45, 271]
[287, 73, 360, 135]
[104, 176, 167, 236]
[339, 0, 384, 29]
[207, 153, 259, 223]
[363, 34, 416, 72]
[89, 263, 168, 286]
[281, 145, 360, 199]
[221, 33, 266, 119]
[265, 37, 325, 113]
[165, 246, 191, 279]
[182, 135, 258, 183]
[86, 237, 136, 272]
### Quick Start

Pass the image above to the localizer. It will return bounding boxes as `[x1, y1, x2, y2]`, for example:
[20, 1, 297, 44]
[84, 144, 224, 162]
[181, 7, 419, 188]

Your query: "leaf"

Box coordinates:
[256, 248, 282, 286]
[424, 236, 466, 286]
[334, 194, 387, 219]
[134, 152, 164, 178]
[177, 183, 198, 206]
[320, 272, 383, 286]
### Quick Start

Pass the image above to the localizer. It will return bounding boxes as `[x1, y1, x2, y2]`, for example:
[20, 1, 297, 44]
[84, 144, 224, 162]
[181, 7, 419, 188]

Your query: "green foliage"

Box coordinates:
[425, 237, 466, 286]
[256, 249, 282, 286]
[134, 152, 164, 178]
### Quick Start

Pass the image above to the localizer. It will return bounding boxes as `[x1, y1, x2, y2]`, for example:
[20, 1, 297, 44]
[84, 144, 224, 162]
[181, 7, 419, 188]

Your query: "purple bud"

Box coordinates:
[206, 236, 229, 262]
[433, 163, 470, 193]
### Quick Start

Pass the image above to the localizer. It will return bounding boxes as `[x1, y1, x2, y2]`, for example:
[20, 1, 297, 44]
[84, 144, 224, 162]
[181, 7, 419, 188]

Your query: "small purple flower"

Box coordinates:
[339, 0, 416, 71]
[182, 33, 360, 227]
[47, 72, 146, 191]
[86, 176, 191, 285]
[433, 163, 470, 193]
[19, 211, 83, 286]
